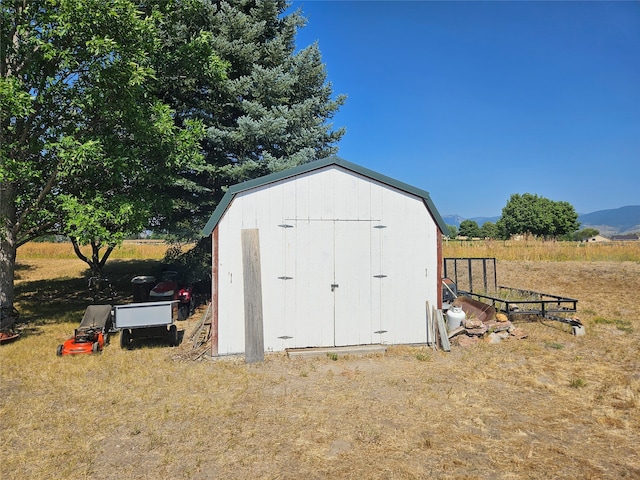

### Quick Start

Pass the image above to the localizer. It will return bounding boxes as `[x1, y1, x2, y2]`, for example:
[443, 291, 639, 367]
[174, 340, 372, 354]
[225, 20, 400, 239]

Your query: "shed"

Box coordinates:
[202, 156, 448, 358]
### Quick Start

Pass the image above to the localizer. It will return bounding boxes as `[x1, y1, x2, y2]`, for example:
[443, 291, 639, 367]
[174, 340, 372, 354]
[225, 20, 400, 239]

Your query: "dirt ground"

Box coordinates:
[1, 260, 639, 479]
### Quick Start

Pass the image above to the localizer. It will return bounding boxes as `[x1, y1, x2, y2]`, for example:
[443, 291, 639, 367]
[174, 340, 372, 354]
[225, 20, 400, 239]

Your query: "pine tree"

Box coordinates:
[151, 0, 346, 237]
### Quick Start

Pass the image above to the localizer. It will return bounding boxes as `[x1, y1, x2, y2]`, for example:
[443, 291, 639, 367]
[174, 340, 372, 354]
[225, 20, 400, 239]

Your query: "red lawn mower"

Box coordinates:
[56, 305, 113, 356]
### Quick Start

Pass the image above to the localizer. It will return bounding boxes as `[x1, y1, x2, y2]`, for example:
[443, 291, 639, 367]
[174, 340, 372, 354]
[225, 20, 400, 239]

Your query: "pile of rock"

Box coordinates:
[449, 312, 528, 347]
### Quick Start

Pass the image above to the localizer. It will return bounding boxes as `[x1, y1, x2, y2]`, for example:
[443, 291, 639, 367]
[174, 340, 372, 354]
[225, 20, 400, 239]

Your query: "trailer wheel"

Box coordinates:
[169, 324, 178, 347]
[120, 329, 130, 349]
[56, 345, 63, 356]
[92, 341, 100, 353]
[178, 304, 188, 321]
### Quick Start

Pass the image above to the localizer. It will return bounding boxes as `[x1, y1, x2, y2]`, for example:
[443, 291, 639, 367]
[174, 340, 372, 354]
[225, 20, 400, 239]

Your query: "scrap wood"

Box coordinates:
[447, 326, 466, 339]
[436, 309, 451, 352]
[426, 301, 437, 349]
[189, 302, 212, 347]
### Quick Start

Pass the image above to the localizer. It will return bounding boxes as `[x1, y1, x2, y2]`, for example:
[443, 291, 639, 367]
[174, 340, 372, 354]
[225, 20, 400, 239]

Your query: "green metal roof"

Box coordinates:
[201, 155, 448, 236]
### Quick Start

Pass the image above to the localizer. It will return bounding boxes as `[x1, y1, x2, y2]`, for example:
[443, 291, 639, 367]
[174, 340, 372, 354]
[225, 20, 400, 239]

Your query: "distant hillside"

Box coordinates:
[442, 215, 499, 228]
[578, 205, 640, 236]
[443, 205, 640, 235]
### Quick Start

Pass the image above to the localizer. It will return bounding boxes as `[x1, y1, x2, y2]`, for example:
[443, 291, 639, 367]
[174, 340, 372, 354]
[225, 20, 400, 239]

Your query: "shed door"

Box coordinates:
[286, 219, 381, 348]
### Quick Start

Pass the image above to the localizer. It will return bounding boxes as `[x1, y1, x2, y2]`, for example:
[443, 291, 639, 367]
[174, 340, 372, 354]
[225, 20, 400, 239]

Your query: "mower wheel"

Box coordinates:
[120, 329, 130, 349]
[56, 345, 63, 356]
[169, 324, 178, 347]
[92, 341, 100, 353]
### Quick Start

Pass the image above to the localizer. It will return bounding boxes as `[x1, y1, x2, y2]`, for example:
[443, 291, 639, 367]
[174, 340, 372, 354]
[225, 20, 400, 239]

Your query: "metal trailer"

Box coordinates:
[443, 257, 583, 332]
[113, 300, 179, 348]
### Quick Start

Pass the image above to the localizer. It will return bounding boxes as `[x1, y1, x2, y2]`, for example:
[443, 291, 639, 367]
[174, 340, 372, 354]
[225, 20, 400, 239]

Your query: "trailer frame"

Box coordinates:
[443, 257, 582, 328]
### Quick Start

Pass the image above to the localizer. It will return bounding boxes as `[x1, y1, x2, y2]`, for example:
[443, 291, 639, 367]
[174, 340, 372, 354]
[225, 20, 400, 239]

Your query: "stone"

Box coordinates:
[485, 332, 502, 344]
[485, 320, 512, 332]
[456, 335, 480, 348]
[572, 325, 586, 336]
[496, 313, 509, 322]
[463, 318, 483, 329]
[465, 325, 488, 336]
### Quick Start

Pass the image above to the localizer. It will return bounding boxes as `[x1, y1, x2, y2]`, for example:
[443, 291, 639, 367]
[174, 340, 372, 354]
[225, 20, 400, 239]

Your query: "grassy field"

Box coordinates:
[1, 241, 639, 479]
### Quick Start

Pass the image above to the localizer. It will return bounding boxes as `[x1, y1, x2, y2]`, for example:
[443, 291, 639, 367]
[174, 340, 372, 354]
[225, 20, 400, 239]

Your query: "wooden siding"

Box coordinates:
[214, 166, 440, 355]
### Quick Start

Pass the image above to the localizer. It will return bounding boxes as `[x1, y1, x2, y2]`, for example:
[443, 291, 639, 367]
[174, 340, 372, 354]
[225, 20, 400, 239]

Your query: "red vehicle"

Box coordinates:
[149, 271, 194, 320]
[56, 305, 113, 356]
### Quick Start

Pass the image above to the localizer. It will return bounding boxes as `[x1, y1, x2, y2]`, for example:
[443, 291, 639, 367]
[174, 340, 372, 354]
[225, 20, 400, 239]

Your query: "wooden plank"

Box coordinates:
[425, 301, 436, 347]
[432, 305, 439, 351]
[436, 309, 451, 352]
[242, 229, 264, 363]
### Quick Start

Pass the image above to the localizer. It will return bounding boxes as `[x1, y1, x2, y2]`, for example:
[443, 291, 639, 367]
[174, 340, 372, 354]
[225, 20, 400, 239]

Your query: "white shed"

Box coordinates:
[202, 156, 448, 359]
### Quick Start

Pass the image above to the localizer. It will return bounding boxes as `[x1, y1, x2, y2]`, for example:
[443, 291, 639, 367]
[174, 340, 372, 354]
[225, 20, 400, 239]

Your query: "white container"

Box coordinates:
[446, 305, 466, 331]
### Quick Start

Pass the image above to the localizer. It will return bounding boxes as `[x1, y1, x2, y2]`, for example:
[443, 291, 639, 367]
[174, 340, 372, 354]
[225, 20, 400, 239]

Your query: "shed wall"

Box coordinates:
[215, 166, 439, 355]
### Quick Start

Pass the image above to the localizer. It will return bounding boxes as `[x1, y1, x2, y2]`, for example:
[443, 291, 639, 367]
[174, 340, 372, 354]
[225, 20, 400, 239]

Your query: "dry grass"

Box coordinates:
[445, 238, 640, 261]
[1, 242, 639, 479]
[18, 240, 171, 260]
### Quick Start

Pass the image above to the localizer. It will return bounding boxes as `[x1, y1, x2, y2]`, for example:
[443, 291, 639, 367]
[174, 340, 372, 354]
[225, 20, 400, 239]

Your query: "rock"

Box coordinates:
[572, 325, 586, 336]
[496, 313, 509, 322]
[465, 325, 488, 336]
[485, 332, 502, 344]
[485, 320, 512, 332]
[463, 318, 483, 329]
[456, 335, 480, 347]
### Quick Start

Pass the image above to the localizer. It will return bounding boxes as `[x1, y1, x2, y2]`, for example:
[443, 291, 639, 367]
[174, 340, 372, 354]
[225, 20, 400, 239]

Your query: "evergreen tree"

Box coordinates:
[150, 0, 347, 238]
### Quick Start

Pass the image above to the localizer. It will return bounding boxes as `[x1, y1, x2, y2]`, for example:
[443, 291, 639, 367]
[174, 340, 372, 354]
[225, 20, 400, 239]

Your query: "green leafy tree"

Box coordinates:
[480, 221, 498, 239]
[459, 219, 481, 238]
[0, 0, 217, 308]
[148, 0, 347, 238]
[447, 225, 458, 239]
[499, 193, 580, 239]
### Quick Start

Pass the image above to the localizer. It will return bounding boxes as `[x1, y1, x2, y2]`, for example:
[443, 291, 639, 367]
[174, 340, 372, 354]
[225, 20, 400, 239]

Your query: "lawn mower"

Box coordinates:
[148, 270, 194, 320]
[56, 305, 113, 356]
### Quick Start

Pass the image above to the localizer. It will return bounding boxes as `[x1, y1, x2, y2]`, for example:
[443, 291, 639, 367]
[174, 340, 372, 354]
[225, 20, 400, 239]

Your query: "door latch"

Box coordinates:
[331, 284, 339, 292]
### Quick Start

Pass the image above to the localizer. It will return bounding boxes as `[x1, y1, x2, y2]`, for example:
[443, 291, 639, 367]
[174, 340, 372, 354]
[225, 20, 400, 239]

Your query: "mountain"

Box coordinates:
[442, 215, 499, 228]
[443, 206, 640, 235]
[578, 206, 640, 236]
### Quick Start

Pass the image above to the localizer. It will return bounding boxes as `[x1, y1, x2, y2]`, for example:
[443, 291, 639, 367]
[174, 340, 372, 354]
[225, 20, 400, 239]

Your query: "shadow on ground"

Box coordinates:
[14, 259, 163, 327]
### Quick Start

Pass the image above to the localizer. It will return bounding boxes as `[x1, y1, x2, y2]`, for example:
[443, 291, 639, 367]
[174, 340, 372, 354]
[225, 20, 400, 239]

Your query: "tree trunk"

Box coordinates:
[0, 181, 17, 309]
[70, 237, 115, 278]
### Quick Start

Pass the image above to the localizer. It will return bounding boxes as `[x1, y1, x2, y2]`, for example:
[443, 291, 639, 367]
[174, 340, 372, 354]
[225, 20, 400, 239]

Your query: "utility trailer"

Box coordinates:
[113, 301, 179, 348]
[443, 257, 584, 333]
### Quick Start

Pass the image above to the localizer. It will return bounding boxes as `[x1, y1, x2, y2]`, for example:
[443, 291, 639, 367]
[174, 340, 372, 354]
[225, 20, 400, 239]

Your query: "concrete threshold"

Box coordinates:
[286, 344, 387, 359]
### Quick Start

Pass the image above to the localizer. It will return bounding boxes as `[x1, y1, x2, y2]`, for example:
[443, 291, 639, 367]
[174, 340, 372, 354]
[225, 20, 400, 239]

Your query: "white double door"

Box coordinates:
[282, 219, 385, 348]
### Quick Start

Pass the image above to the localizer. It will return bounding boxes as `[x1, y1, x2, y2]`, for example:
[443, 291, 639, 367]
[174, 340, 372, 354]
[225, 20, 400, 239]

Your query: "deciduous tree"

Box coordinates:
[498, 193, 580, 239]
[0, 0, 215, 307]
[459, 219, 481, 238]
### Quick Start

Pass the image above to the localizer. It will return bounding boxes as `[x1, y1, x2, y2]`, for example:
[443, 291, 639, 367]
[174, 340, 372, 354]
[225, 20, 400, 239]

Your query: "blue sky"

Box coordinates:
[289, 1, 640, 218]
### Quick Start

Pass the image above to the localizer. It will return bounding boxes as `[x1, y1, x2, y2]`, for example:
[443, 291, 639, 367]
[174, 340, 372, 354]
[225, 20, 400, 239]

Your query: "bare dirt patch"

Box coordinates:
[1, 260, 639, 479]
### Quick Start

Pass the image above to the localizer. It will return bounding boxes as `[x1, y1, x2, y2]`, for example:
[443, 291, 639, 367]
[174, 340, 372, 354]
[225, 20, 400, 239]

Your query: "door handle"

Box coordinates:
[331, 284, 339, 292]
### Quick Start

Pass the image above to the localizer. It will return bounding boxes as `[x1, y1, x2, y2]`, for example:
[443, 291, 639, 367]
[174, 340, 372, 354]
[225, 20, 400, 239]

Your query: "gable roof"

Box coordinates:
[202, 155, 448, 236]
